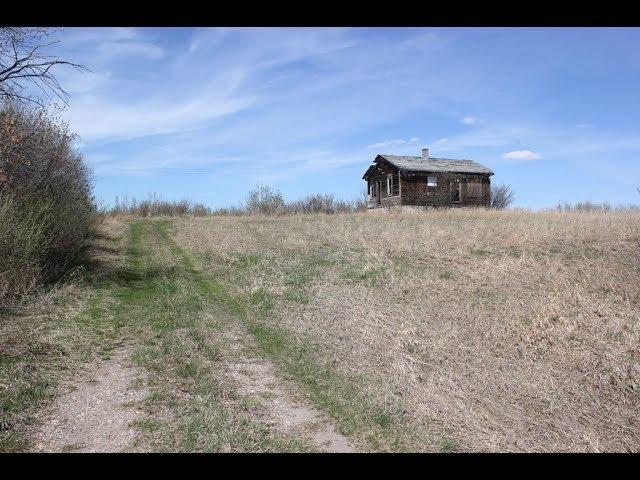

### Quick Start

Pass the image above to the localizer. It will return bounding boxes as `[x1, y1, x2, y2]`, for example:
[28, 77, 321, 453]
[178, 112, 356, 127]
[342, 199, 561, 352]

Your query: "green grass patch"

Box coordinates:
[438, 270, 453, 280]
[437, 435, 458, 452]
[342, 266, 388, 286]
[470, 248, 491, 257]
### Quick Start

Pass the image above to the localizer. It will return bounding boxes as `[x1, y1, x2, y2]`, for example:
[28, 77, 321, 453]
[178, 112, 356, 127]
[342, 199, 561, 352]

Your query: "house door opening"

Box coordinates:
[450, 179, 461, 202]
[376, 180, 382, 204]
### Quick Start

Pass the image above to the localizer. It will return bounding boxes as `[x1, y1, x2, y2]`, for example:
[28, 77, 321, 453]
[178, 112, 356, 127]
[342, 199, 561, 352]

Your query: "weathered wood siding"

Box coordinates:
[365, 161, 400, 207]
[400, 172, 491, 207]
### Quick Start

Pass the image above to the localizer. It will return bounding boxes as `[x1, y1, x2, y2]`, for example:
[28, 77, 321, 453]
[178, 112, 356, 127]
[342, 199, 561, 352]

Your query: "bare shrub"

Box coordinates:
[294, 193, 330, 214]
[554, 201, 640, 212]
[109, 193, 201, 217]
[354, 186, 369, 212]
[106, 184, 402, 219]
[286, 192, 369, 215]
[288, 193, 337, 214]
[556, 201, 612, 212]
[210, 206, 246, 216]
[490, 183, 515, 209]
[192, 203, 211, 217]
[245, 184, 285, 215]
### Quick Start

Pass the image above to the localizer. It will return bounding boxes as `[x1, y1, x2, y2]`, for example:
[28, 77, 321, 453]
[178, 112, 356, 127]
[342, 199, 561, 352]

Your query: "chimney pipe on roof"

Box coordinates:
[421, 148, 429, 159]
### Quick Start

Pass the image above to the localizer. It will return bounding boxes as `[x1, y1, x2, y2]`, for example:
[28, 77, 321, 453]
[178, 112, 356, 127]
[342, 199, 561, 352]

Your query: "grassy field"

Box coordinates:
[1, 218, 309, 452]
[2, 209, 639, 452]
[174, 208, 640, 452]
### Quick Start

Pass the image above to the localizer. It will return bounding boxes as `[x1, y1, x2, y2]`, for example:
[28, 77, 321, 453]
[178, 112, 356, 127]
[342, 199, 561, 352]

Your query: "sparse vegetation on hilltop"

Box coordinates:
[106, 185, 368, 218]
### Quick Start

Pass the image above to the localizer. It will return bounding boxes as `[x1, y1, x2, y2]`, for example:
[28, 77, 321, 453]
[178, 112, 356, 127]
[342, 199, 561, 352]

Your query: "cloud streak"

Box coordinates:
[501, 150, 543, 161]
[366, 137, 421, 150]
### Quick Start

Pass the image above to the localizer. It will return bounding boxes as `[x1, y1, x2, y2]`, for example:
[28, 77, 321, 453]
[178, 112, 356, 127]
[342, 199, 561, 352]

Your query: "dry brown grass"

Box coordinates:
[173, 208, 640, 452]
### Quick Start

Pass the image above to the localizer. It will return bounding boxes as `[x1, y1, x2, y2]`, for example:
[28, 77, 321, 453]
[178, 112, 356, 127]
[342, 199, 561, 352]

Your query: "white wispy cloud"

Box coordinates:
[366, 139, 406, 149]
[366, 137, 421, 150]
[95, 40, 164, 60]
[60, 28, 370, 145]
[65, 69, 255, 142]
[61, 28, 164, 62]
[501, 150, 543, 161]
[462, 116, 477, 125]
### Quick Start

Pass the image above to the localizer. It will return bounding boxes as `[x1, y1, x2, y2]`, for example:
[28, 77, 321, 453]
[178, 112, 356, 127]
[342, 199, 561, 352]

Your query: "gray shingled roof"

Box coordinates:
[377, 154, 493, 175]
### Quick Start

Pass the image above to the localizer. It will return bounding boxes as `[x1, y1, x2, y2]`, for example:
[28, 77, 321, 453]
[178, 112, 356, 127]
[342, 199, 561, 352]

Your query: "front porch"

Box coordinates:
[367, 194, 401, 209]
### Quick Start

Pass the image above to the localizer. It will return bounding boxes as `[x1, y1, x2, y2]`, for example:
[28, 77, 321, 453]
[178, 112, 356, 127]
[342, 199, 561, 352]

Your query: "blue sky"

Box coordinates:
[54, 27, 640, 209]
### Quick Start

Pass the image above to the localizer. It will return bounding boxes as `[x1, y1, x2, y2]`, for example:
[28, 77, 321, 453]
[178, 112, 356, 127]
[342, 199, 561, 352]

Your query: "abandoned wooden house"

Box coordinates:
[363, 148, 493, 208]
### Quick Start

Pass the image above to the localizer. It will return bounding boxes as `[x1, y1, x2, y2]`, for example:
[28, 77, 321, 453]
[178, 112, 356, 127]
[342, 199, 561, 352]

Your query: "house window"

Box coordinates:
[387, 176, 392, 195]
[427, 175, 437, 187]
[467, 182, 482, 198]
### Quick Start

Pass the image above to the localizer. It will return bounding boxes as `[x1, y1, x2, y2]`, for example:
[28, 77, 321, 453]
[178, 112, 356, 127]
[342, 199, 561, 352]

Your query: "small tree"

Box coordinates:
[245, 184, 285, 215]
[490, 183, 515, 209]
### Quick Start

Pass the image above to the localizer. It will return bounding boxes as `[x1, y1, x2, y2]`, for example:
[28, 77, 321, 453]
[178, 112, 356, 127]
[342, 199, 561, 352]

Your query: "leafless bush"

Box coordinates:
[289, 193, 335, 214]
[106, 185, 390, 219]
[490, 183, 515, 209]
[0, 100, 95, 306]
[109, 193, 204, 217]
[245, 184, 286, 215]
[192, 203, 212, 217]
[210, 206, 246, 216]
[556, 201, 612, 212]
[287, 193, 357, 214]
[355, 186, 369, 212]
[554, 201, 640, 212]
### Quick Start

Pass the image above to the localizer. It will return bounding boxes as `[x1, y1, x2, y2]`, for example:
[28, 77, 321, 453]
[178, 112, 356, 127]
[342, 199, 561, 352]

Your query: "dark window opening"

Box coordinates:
[451, 179, 461, 202]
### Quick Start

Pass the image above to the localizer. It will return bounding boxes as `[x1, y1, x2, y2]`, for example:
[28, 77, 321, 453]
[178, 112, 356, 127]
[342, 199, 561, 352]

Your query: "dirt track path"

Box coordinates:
[224, 324, 355, 453]
[31, 343, 147, 453]
[162, 222, 355, 452]
[27, 219, 355, 453]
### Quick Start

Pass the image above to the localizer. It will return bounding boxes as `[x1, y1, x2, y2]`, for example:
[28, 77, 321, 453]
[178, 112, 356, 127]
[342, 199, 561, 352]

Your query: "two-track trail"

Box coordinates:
[30, 219, 354, 453]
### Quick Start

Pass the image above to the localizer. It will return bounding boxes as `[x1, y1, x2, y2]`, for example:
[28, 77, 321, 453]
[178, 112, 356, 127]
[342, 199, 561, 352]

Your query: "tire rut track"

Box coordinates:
[155, 221, 356, 453]
[31, 343, 148, 453]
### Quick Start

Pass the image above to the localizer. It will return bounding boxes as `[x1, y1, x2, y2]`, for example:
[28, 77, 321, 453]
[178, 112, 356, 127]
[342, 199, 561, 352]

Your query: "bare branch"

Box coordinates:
[490, 184, 515, 209]
[0, 27, 87, 107]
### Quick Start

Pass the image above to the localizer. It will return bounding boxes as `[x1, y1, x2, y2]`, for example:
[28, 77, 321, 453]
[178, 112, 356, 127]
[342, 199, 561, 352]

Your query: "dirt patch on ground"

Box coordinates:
[31, 342, 148, 453]
[225, 325, 354, 453]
